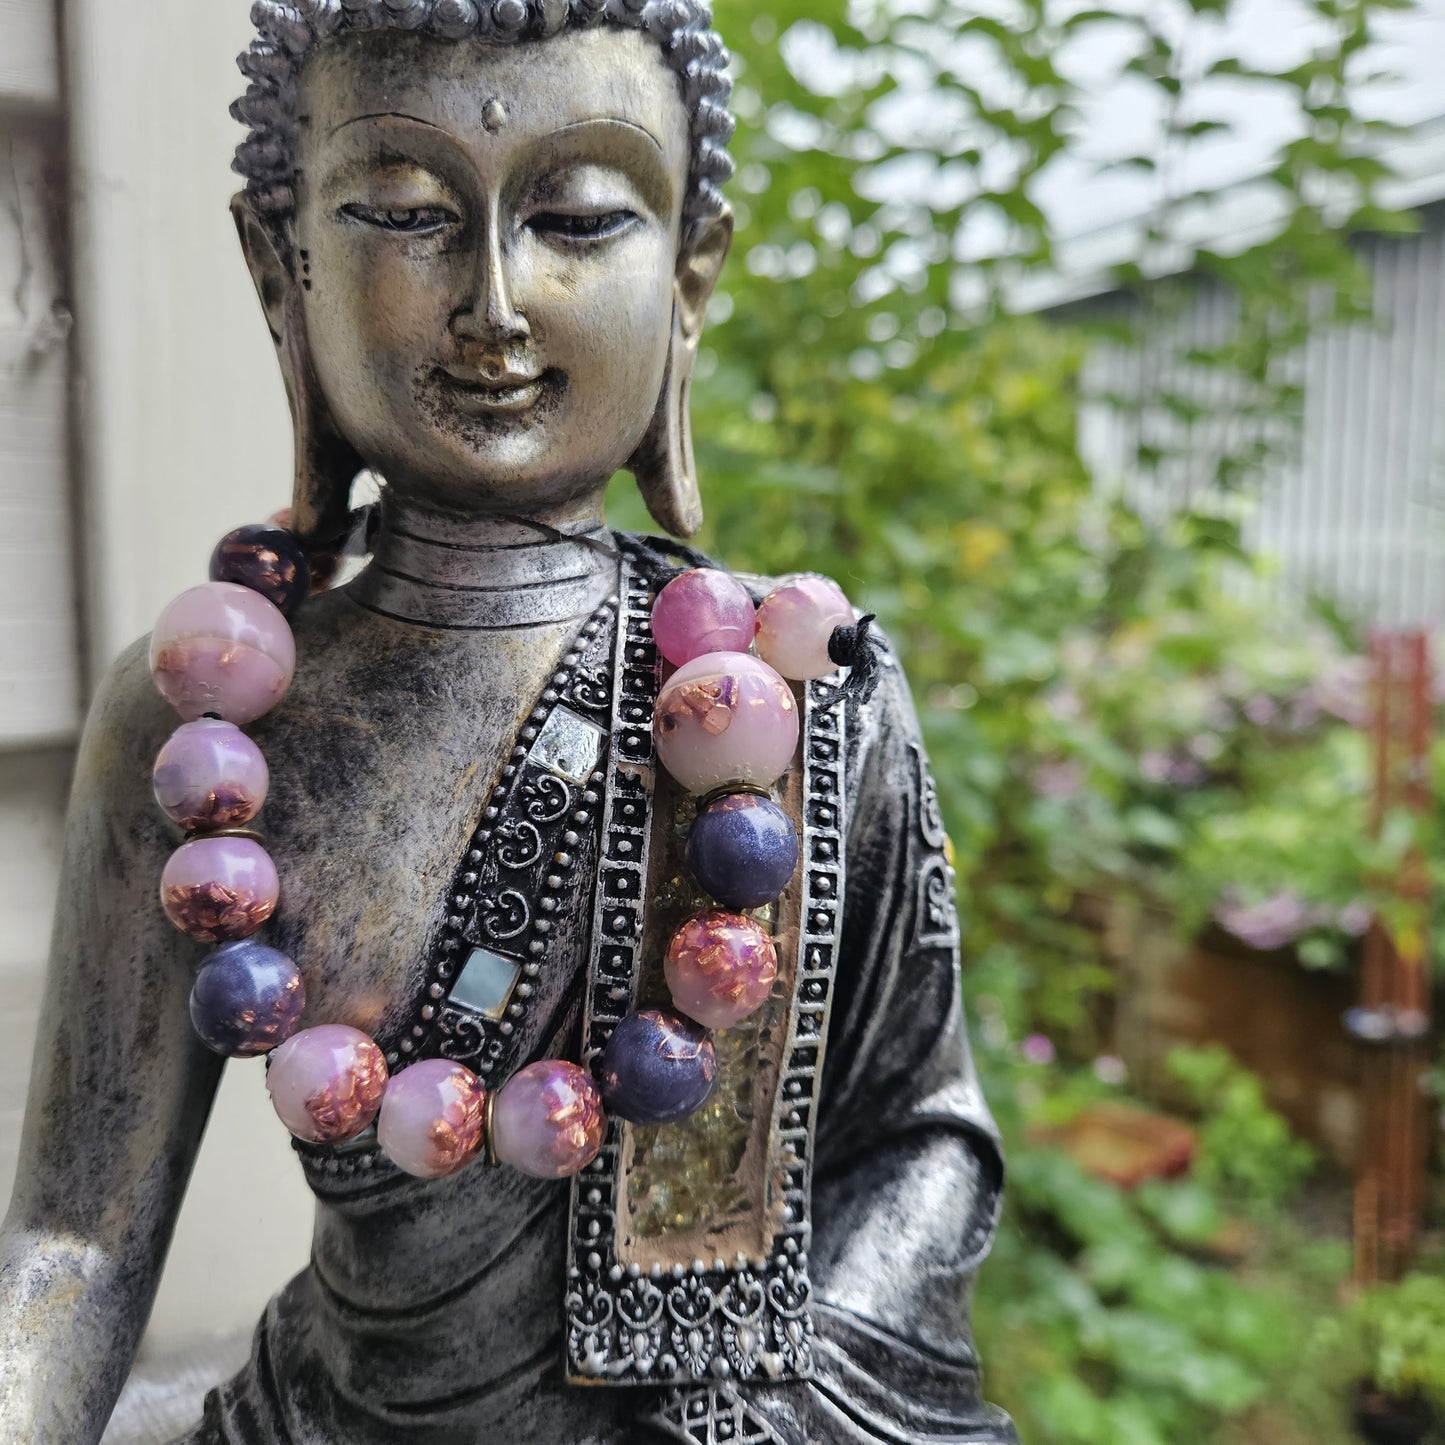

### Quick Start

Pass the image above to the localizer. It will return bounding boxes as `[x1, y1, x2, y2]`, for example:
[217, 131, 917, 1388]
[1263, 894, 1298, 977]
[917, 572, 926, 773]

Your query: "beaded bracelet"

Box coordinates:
[148, 525, 855, 1183]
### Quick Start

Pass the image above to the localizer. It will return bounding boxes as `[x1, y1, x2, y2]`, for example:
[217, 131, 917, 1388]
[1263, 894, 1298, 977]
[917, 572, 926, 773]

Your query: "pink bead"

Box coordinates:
[378, 1060, 488, 1179]
[654, 651, 799, 794]
[650, 569, 757, 667]
[149, 582, 296, 724]
[665, 909, 779, 1030]
[160, 835, 279, 943]
[153, 718, 270, 832]
[491, 1060, 605, 1179]
[756, 575, 855, 681]
[267, 1025, 389, 1144]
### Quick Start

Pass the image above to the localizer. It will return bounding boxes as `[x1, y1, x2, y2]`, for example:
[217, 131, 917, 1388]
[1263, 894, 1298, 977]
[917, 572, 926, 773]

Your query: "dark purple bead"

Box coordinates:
[189, 940, 305, 1058]
[598, 1009, 717, 1126]
[209, 525, 311, 616]
[685, 792, 799, 911]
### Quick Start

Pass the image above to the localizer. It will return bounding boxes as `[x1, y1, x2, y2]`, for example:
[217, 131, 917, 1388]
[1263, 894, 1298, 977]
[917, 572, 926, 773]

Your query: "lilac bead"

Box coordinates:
[686, 792, 799, 910]
[654, 652, 800, 795]
[599, 1009, 718, 1125]
[210, 524, 311, 616]
[149, 581, 295, 724]
[665, 910, 779, 1030]
[160, 835, 279, 943]
[267, 1024, 389, 1144]
[153, 718, 270, 832]
[650, 568, 758, 667]
[189, 940, 305, 1058]
[756, 575, 855, 681]
[378, 1059, 488, 1179]
[491, 1060, 605, 1179]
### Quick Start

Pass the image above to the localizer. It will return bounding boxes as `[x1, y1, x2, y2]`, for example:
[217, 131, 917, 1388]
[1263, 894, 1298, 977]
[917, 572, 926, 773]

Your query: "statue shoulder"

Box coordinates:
[616, 532, 862, 612]
[73, 635, 182, 819]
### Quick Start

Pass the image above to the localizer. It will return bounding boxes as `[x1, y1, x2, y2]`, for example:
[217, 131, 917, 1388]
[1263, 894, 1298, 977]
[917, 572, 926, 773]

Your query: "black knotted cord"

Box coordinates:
[818, 612, 882, 708]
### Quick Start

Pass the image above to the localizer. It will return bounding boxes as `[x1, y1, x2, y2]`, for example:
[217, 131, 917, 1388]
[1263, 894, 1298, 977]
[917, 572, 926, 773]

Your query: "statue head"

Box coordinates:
[231, 0, 736, 550]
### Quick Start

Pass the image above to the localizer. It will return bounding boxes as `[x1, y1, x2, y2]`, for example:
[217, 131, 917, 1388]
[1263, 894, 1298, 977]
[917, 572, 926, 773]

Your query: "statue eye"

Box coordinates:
[340, 203, 458, 234]
[530, 210, 637, 242]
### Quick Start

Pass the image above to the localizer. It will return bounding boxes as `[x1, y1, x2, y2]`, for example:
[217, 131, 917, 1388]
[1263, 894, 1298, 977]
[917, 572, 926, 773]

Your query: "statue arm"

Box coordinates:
[0, 639, 224, 1444]
[804, 634, 1015, 1440]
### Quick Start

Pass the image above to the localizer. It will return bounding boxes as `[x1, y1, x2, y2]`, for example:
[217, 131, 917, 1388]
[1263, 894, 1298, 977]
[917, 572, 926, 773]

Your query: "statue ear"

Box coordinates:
[231, 192, 361, 555]
[629, 208, 733, 539]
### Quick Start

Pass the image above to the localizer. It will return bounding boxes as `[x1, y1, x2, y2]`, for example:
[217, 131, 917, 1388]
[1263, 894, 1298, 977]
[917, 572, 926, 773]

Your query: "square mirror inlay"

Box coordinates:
[532, 706, 606, 785]
[452, 947, 522, 1020]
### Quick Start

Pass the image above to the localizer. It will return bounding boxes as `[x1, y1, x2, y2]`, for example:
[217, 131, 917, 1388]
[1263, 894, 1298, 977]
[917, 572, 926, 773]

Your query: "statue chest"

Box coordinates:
[249, 594, 612, 1045]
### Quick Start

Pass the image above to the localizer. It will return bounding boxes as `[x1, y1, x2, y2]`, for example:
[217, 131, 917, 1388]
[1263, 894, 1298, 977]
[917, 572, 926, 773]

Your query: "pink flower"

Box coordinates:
[1094, 1055, 1127, 1086]
[1021, 1033, 1056, 1065]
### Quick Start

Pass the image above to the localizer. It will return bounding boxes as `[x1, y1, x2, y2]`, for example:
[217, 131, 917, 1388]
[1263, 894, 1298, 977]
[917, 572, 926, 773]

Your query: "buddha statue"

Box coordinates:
[0, 3, 1015, 1442]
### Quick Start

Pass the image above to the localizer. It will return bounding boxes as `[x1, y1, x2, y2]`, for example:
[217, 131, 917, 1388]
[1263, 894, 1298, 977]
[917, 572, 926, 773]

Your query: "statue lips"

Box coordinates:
[434, 363, 557, 416]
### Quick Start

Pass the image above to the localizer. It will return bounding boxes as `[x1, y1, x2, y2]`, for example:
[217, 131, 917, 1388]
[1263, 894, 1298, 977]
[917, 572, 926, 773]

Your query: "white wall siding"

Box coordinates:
[65, 0, 294, 675]
[0, 0, 59, 109]
[1080, 205, 1445, 629]
[0, 0, 79, 748]
[1262, 218, 1445, 627]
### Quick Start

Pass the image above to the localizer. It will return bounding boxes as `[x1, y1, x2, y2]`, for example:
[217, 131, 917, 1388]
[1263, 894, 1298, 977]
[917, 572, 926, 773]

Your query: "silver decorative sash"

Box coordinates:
[565, 553, 847, 1388]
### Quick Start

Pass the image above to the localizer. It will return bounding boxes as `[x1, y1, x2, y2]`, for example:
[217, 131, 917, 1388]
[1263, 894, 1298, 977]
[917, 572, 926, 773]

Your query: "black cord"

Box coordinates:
[819, 613, 881, 707]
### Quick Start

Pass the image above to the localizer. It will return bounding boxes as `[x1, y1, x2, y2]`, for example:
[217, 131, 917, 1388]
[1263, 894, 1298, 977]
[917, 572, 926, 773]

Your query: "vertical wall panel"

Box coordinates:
[0, 0, 59, 107]
[66, 0, 293, 676]
[1079, 204, 1445, 630]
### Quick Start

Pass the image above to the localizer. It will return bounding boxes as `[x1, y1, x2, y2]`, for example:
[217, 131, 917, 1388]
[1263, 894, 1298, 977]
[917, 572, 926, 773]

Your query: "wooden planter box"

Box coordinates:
[1098, 896, 1370, 1170]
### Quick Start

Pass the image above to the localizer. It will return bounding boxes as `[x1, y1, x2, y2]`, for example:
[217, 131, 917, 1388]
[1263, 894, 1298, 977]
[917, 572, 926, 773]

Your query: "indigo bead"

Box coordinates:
[378, 1059, 488, 1179]
[686, 792, 798, 910]
[267, 1025, 389, 1144]
[210, 524, 311, 616]
[650, 568, 757, 667]
[160, 835, 279, 943]
[153, 718, 269, 832]
[491, 1060, 605, 1179]
[150, 582, 295, 724]
[756, 575, 854, 681]
[665, 911, 778, 1030]
[189, 940, 304, 1058]
[598, 1009, 718, 1125]
[654, 651, 799, 795]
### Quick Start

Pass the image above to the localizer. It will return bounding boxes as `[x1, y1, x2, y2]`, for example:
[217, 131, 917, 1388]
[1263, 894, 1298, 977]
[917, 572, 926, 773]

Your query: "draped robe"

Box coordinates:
[178, 538, 1016, 1445]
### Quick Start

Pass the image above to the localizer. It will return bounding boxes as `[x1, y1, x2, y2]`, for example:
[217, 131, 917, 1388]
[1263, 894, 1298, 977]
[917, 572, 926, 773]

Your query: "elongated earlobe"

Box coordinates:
[232, 192, 361, 560]
[631, 305, 703, 537]
[629, 210, 732, 539]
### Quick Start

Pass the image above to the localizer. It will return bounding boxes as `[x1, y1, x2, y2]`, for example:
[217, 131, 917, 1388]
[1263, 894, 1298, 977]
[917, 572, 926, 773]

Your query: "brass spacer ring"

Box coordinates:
[697, 782, 774, 810]
[483, 1087, 499, 1168]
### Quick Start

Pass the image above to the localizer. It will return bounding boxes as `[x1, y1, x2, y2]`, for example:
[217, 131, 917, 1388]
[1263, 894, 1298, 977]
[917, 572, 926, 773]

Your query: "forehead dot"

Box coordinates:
[481, 98, 508, 134]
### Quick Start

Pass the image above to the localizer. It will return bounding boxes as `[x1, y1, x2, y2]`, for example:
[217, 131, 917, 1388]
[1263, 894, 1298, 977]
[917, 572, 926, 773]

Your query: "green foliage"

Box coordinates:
[1349, 1273, 1445, 1404]
[973, 1046, 1356, 1445]
[1167, 1045, 1317, 1214]
[609, 0, 1421, 1031]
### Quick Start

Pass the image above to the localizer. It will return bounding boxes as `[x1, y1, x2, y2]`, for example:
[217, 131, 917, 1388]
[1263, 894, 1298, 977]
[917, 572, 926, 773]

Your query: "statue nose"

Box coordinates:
[452, 222, 530, 346]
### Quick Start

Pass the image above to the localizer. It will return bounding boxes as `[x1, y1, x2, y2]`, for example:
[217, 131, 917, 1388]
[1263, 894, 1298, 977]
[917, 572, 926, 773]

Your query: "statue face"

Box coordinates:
[290, 27, 693, 515]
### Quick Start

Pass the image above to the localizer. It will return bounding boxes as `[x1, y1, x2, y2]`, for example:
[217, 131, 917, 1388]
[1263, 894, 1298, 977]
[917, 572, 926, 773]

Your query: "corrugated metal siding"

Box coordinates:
[1264, 215, 1445, 627]
[1078, 203, 1445, 629]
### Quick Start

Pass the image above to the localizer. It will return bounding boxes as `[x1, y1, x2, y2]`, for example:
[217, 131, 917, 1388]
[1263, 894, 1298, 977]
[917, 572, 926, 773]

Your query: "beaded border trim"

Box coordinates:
[403, 595, 618, 1079]
[564, 555, 848, 1387]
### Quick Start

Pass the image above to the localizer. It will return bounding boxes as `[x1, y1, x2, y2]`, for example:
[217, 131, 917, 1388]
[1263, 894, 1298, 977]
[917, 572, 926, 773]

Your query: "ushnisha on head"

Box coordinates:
[229, 0, 736, 555]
